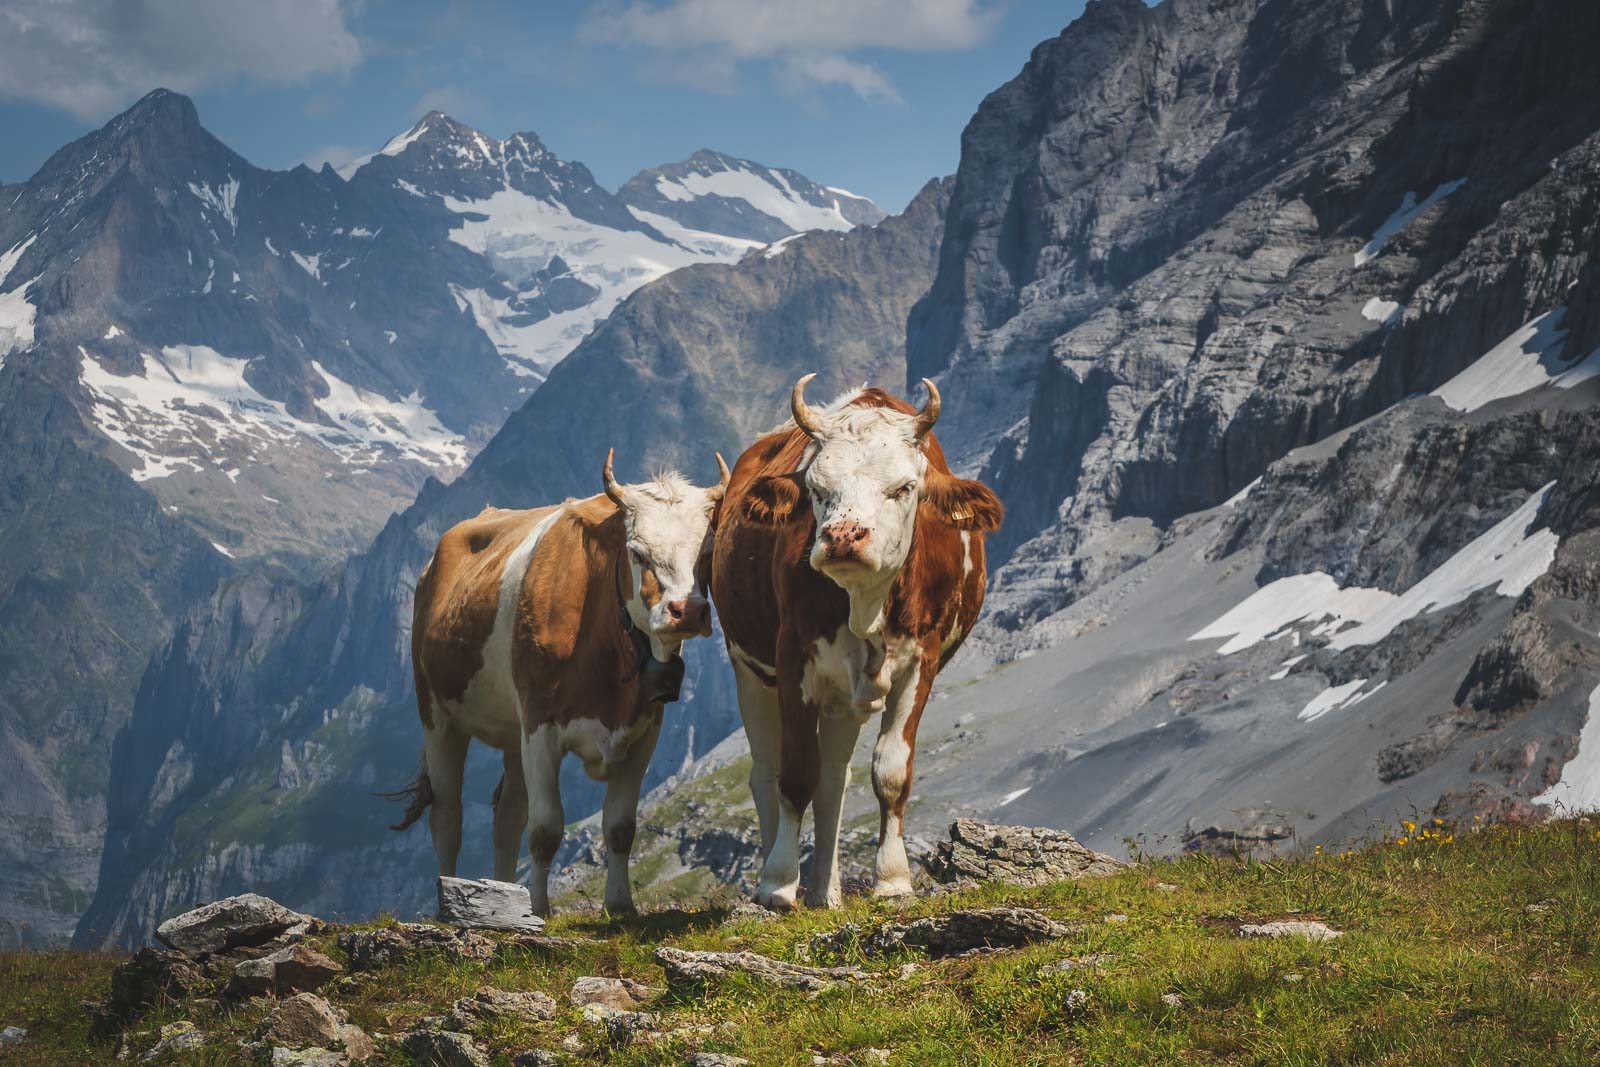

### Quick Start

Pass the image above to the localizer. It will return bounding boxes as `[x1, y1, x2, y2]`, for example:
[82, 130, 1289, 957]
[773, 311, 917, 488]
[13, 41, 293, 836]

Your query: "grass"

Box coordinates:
[3, 817, 1600, 1065]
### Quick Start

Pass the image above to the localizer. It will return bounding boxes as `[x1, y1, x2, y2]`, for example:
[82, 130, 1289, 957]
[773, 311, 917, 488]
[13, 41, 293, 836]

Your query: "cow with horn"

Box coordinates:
[712, 376, 1003, 909]
[402, 449, 730, 915]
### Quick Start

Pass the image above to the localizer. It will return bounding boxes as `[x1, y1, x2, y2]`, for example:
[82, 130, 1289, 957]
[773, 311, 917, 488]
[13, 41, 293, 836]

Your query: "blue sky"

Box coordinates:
[0, 1, 1086, 213]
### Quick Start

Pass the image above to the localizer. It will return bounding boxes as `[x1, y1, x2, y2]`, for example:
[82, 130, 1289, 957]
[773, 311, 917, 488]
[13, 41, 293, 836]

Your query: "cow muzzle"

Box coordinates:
[817, 520, 871, 564]
[663, 596, 711, 636]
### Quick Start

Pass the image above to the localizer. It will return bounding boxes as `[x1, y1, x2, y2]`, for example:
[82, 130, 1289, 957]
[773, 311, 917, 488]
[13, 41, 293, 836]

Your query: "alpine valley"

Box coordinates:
[8, 0, 1600, 955]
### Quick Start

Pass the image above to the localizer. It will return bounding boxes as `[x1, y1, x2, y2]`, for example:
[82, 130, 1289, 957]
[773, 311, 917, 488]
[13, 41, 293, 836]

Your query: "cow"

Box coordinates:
[711, 376, 1003, 910]
[400, 450, 729, 915]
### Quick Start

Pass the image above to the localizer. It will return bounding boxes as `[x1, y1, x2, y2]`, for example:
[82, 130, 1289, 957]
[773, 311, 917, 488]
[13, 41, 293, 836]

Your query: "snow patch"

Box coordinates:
[290, 251, 322, 281]
[264, 237, 281, 257]
[0, 275, 40, 363]
[1361, 297, 1402, 326]
[210, 541, 236, 558]
[1224, 476, 1263, 508]
[1195, 483, 1559, 653]
[0, 233, 38, 286]
[1298, 679, 1369, 722]
[1534, 684, 1600, 812]
[998, 787, 1031, 807]
[1355, 178, 1467, 266]
[104, 324, 123, 340]
[1432, 310, 1569, 413]
[762, 232, 806, 259]
[186, 176, 240, 232]
[651, 164, 856, 234]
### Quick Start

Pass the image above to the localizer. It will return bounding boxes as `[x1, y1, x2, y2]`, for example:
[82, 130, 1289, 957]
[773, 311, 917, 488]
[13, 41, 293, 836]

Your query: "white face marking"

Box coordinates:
[803, 406, 926, 579]
[614, 472, 720, 658]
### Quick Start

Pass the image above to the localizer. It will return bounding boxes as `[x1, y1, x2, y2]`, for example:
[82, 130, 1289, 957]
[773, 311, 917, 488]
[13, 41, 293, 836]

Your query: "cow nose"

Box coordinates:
[666, 598, 708, 631]
[820, 520, 870, 558]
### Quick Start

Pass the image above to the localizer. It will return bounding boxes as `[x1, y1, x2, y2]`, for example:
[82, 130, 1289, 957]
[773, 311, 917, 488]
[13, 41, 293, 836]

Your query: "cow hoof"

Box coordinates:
[754, 887, 799, 913]
[871, 878, 914, 899]
[603, 901, 638, 918]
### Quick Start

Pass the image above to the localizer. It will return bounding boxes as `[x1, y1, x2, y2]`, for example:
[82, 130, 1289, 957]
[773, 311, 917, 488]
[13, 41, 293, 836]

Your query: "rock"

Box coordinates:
[602, 1010, 659, 1047]
[1038, 953, 1117, 975]
[1161, 992, 1185, 1009]
[443, 987, 559, 1030]
[1155, 883, 1179, 892]
[1103, 913, 1128, 924]
[253, 993, 374, 1060]
[512, 1052, 563, 1067]
[926, 821, 1126, 887]
[568, 976, 656, 1012]
[0, 1027, 23, 1047]
[1063, 989, 1091, 1015]
[269, 1051, 348, 1067]
[227, 944, 343, 999]
[687, 1055, 750, 1067]
[1238, 920, 1343, 942]
[155, 894, 312, 957]
[399, 1028, 490, 1067]
[96, 948, 207, 1034]
[721, 902, 777, 926]
[811, 907, 1077, 960]
[336, 924, 492, 972]
[654, 946, 870, 992]
[437, 877, 545, 933]
[140, 1021, 206, 1061]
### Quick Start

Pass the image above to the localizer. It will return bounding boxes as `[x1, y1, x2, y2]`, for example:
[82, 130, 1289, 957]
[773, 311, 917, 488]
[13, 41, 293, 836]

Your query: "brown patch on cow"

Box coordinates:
[637, 563, 663, 609]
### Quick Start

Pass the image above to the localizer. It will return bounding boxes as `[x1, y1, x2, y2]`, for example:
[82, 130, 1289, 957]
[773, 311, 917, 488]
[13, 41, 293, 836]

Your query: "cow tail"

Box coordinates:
[378, 753, 433, 832]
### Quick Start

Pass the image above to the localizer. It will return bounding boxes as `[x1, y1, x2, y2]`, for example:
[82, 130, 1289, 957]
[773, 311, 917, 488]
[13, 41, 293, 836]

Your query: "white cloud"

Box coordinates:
[0, 0, 364, 120]
[298, 143, 368, 172]
[580, 0, 999, 102]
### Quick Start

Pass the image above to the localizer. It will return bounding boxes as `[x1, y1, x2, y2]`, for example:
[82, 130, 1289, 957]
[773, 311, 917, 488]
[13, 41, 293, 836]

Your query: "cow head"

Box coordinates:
[604, 449, 731, 663]
[776, 374, 1003, 637]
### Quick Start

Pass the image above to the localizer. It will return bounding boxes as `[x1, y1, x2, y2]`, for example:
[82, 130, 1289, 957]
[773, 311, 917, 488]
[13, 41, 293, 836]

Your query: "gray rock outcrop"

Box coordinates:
[155, 894, 311, 957]
[810, 907, 1076, 960]
[437, 877, 545, 933]
[927, 821, 1126, 886]
[654, 947, 869, 992]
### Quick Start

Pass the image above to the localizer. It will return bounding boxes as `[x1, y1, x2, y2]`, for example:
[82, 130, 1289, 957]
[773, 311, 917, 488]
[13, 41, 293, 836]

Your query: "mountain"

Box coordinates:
[63, 0, 1600, 946]
[0, 90, 878, 947]
[619, 149, 885, 245]
[73, 178, 950, 947]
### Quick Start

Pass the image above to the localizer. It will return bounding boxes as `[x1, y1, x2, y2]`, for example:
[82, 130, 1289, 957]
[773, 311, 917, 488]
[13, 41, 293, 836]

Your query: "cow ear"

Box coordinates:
[742, 474, 806, 525]
[923, 472, 1003, 532]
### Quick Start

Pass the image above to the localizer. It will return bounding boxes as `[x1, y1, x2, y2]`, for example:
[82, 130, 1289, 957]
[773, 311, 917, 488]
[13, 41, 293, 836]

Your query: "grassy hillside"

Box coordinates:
[3, 818, 1598, 1065]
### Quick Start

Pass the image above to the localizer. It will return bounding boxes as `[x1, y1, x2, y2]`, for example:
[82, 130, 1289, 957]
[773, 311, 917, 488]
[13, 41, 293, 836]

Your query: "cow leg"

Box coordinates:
[492, 750, 528, 883]
[870, 663, 926, 898]
[601, 716, 661, 916]
[732, 656, 782, 856]
[521, 724, 565, 917]
[756, 683, 818, 912]
[422, 721, 471, 877]
[804, 709, 862, 908]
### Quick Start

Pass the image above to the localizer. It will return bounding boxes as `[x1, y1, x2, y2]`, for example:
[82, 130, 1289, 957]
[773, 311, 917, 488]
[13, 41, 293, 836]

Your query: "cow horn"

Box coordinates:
[913, 377, 941, 439]
[602, 447, 627, 507]
[790, 373, 824, 438]
[708, 452, 731, 501]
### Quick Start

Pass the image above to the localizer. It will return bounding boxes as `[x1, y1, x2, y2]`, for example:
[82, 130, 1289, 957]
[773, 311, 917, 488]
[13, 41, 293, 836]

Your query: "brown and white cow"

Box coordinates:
[401, 451, 728, 915]
[712, 376, 1002, 909]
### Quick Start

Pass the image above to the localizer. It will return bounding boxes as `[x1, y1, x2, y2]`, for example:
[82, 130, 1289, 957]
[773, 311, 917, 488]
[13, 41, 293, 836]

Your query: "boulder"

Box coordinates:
[94, 948, 207, 1034]
[269, 1050, 347, 1067]
[252, 993, 374, 1061]
[602, 1011, 659, 1047]
[688, 1055, 750, 1067]
[513, 1053, 564, 1067]
[926, 821, 1126, 887]
[227, 945, 343, 999]
[654, 947, 869, 992]
[140, 1021, 205, 1061]
[443, 987, 559, 1030]
[568, 976, 656, 1012]
[0, 1027, 22, 1047]
[437, 877, 546, 933]
[399, 1028, 490, 1067]
[811, 907, 1076, 960]
[155, 894, 312, 958]
[336, 923, 492, 972]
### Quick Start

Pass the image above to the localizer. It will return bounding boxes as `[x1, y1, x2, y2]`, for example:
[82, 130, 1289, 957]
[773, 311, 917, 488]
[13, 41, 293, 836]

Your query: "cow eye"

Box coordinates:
[890, 482, 915, 500]
[629, 548, 647, 568]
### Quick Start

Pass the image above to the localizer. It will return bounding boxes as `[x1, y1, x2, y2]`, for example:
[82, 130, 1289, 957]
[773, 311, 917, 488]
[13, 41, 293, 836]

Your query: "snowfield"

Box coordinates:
[79, 343, 467, 482]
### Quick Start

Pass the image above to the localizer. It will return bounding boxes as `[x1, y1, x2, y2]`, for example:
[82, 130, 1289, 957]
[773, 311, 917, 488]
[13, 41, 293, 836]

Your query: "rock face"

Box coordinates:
[226, 944, 343, 999]
[654, 947, 870, 992]
[568, 976, 656, 1012]
[436, 877, 545, 933]
[927, 821, 1127, 886]
[78, 176, 953, 948]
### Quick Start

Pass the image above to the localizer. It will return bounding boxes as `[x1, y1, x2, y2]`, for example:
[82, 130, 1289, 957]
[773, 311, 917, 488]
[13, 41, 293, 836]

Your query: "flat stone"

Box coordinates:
[568, 976, 656, 1012]
[269, 1049, 347, 1067]
[336, 924, 492, 972]
[155, 894, 313, 958]
[926, 821, 1127, 887]
[0, 1027, 24, 1047]
[655, 946, 869, 992]
[1238, 920, 1342, 942]
[437, 877, 545, 933]
[228, 945, 343, 1000]
[688, 1055, 750, 1067]
[399, 1028, 490, 1067]
[811, 907, 1076, 960]
[140, 1021, 206, 1061]
[602, 1010, 659, 1047]
[443, 987, 559, 1030]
